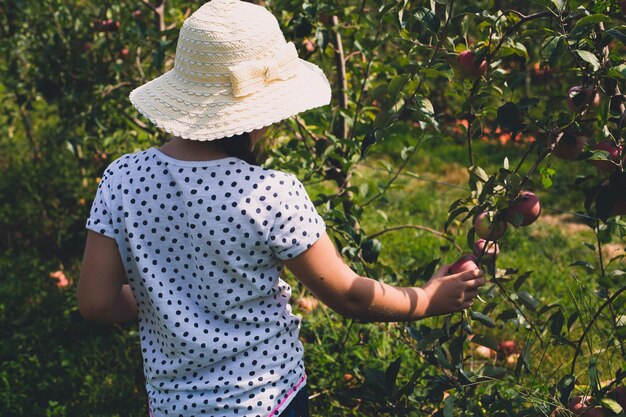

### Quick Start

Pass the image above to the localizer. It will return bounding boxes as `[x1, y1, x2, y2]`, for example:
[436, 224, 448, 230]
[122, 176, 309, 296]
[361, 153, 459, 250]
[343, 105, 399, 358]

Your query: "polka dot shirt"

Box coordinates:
[85, 148, 326, 417]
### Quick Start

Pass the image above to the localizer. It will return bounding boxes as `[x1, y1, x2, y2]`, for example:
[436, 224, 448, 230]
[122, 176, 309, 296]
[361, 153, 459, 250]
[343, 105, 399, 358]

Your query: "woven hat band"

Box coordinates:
[229, 42, 299, 97]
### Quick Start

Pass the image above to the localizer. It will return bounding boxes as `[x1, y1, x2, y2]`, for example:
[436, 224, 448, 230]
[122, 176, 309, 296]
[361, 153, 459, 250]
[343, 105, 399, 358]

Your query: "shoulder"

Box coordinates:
[101, 149, 152, 180]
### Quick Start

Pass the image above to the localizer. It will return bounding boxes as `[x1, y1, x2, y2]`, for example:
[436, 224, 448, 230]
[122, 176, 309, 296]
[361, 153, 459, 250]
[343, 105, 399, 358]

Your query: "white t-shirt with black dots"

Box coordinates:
[85, 148, 326, 417]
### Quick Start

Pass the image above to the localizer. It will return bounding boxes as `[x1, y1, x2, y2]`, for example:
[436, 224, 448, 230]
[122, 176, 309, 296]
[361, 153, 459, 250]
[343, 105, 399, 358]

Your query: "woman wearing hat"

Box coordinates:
[77, 1, 486, 416]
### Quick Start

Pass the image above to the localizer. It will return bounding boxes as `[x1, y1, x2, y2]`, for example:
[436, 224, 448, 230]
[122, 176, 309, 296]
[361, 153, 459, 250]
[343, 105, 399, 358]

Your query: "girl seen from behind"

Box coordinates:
[77, 1, 486, 416]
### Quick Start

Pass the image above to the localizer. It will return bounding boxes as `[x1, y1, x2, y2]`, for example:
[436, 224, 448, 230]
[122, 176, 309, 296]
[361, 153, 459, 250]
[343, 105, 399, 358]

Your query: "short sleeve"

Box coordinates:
[85, 168, 116, 239]
[268, 174, 326, 260]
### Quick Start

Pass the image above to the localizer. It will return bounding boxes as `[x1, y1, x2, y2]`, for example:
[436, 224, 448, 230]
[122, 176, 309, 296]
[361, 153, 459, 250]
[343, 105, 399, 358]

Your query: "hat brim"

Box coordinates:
[129, 59, 331, 141]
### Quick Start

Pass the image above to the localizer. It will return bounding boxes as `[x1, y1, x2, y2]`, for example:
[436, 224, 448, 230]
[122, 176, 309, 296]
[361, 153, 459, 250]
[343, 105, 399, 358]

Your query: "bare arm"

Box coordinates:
[77, 231, 138, 323]
[282, 232, 485, 322]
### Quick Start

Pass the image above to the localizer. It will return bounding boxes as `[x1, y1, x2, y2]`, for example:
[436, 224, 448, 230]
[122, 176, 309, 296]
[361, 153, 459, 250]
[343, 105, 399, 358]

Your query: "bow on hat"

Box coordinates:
[229, 42, 300, 97]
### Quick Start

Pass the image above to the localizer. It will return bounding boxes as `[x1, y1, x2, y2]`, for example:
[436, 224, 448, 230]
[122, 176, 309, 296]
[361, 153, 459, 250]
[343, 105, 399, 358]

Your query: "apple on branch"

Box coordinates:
[457, 50, 487, 79]
[474, 211, 507, 240]
[591, 140, 622, 172]
[473, 239, 499, 261]
[552, 131, 586, 160]
[447, 255, 479, 275]
[506, 191, 541, 227]
[567, 86, 601, 112]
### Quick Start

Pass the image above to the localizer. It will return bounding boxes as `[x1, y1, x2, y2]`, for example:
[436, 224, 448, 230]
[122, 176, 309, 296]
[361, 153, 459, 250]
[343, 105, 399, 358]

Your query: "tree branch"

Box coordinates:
[368, 224, 462, 251]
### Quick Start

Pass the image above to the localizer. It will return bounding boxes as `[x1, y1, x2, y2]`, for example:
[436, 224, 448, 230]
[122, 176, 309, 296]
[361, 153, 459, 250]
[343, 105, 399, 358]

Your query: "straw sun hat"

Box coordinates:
[129, 0, 332, 141]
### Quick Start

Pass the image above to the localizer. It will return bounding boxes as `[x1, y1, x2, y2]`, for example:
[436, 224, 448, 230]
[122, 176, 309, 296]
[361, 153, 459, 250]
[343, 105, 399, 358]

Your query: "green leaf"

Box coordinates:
[470, 311, 496, 328]
[443, 393, 455, 417]
[572, 14, 610, 38]
[569, 260, 595, 271]
[605, 29, 626, 45]
[513, 271, 532, 291]
[518, 291, 539, 310]
[368, 84, 388, 102]
[496, 102, 522, 131]
[434, 345, 453, 370]
[388, 74, 410, 100]
[418, 67, 453, 80]
[361, 130, 378, 158]
[551, 0, 566, 13]
[481, 365, 507, 379]
[600, 398, 623, 414]
[549, 310, 565, 336]
[385, 357, 402, 391]
[471, 334, 498, 351]
[589, 357, 600, 393]
[575, 50, 600, 71]
[444, 207, 469, 232]
[361, 239, 382, 263]
[557, 374, 576, 405]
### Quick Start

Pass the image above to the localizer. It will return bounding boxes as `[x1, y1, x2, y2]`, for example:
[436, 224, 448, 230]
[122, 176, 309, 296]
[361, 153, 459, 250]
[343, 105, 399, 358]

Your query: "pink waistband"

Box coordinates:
[267, 373, 307, 417]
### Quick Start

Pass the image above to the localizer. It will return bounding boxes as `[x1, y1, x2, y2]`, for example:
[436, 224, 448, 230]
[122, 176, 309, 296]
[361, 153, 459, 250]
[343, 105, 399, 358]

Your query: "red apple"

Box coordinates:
[552, 132, 586, 160]
[498, 340, 516, 356]
[458, 50, 487, 79]
[474, 211, 507, 240]
[592, 140, 621, 172]
[569, 396, 592, 415]
[119, 48, 129, 59]
[133, 9, 143, 19]
[474, 345, 496, 359]
[506, 191, 541, 226]
[567, 86, 601, 112]
[448, 255, 479, 275]
[473, 239, 500, 261]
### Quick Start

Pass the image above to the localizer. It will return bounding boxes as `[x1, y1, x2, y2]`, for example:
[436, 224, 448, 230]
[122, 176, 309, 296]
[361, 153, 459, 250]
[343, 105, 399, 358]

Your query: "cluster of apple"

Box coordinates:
[447, 192, 541, 275]
[551, 130, 625, 216]
[93, 19, 120, 32]
[554, 386, 626, 417]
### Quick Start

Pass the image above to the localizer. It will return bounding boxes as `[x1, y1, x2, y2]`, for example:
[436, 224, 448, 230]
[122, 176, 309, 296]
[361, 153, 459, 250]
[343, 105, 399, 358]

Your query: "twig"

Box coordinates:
[331, 15, 348, 140]
[135, 46, 146, 82]
[569, 286, 626, 375]
[293, 115, 319, 141]
[347, 20, 383, 142]
[368, 224, 462, 252]
[491, 276, 544, 344]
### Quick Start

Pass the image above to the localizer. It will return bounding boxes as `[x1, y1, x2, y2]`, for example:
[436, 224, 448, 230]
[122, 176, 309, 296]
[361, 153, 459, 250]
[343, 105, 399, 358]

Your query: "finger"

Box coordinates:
[465, 277, 486, 290]
[433, 264, 450, 278]
[462, 300, 475, 309]
[460, 269, 485, 281]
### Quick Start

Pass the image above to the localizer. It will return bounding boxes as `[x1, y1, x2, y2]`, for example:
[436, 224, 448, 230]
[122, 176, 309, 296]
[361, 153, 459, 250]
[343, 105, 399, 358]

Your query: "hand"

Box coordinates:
[419, 264, 486, 318]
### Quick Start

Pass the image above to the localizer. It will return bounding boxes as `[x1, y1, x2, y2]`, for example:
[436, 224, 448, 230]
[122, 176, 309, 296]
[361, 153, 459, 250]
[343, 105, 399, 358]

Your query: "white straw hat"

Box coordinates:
[129, 0, 332, 141]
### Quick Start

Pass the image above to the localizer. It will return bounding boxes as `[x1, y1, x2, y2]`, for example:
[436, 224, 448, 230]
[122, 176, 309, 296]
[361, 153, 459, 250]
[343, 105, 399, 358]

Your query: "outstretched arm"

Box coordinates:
[77, 231, 138, 323]
[282, 232, 485, 322]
